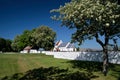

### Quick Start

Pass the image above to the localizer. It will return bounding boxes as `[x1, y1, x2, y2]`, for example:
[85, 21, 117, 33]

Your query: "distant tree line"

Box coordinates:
[11, 25, 56, 52]
[0, 37, 13, 52]
[0, 25, 56, 52]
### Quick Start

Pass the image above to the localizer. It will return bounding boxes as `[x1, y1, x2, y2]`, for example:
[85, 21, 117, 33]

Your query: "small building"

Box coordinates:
[53, 40, 76, 52]
[22, 46, 32, 53]
[20, 46, 43, 53]
[20, 46, 37, 53]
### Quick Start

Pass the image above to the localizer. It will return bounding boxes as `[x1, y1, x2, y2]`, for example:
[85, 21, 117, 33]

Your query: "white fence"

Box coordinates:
[20, 50, 41, 53]
[43, 51, 120, 64]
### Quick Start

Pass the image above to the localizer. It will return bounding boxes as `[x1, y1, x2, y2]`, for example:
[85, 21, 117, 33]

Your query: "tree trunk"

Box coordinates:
[95, 33, 109, 76]
[103, 46, 109, 76]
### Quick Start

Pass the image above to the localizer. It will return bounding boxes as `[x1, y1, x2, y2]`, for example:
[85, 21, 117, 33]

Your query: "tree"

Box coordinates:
[51, 0, 120, 76]
[12, 26, 56, 51]
[11, 35, 23, 52]
[11, 30, 33, 52]
[0, 37, 6, 52]
[32, 25, 56, 50]
[0, 37, 13, 52]
[5, 39, 13, 52]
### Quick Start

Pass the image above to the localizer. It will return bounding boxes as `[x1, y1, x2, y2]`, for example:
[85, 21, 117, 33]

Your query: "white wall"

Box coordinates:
[44, 51, 120, 64]
[30, 49, 38, 53]
[20, 50, 28, 53]
[43, 51, 54, 55]
[59, 47, 75, 52]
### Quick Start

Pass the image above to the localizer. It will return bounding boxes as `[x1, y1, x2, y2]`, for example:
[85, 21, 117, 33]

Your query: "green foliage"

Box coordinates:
[51, 0, 120, 45]
[0, 38, 6, 51]
[11, 30, 33, 52]
[0, 37, 13, 52]
[32, 26, 56, 50]
[11, 25, 56, 51]
[51, 0, 120, 76]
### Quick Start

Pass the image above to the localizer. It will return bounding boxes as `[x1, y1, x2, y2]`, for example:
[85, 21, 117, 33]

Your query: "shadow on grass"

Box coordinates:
[68, 60, 120, 80]
[109, 64, 120, 80]
[68, 60, 103, 72]
[1, 67, 97, 80]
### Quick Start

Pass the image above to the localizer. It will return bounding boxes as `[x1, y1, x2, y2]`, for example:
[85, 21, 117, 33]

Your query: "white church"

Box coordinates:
[53, 40, 76, 52]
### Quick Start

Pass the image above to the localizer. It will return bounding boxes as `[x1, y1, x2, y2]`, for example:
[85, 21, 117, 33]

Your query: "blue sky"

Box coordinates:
[0, 0, 119, 49]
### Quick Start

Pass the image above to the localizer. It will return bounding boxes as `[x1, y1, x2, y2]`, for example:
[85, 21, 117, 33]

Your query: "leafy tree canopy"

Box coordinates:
[11, 30, 33, 52]
[51, 0, 120, 76]
[51, 0, 120, 45]
[0, 37, 13, 52]
[11, 25, 56, 51]
[32, 25, 56, 50]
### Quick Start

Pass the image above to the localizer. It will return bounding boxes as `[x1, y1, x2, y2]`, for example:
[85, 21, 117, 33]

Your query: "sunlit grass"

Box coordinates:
[0, 53, 120, 80]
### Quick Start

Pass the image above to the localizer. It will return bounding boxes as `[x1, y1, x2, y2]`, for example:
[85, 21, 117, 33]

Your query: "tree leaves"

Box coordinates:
[32, 26, 56, 50]
[12, 26, 56, 51]
[0, 38, 12, 52]
[51, 0, 120, 45]
[51, 0, 120, 76]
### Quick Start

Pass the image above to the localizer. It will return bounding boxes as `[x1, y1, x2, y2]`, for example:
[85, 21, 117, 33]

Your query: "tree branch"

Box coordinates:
[95, 33, 104, 48]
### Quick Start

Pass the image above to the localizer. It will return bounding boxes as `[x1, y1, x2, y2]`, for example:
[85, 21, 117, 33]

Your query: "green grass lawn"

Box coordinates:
[0, 53, 120, 80]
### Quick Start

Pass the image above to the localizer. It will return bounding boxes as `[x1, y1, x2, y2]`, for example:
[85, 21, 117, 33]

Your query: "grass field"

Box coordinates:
[0, 53, 120, 80]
